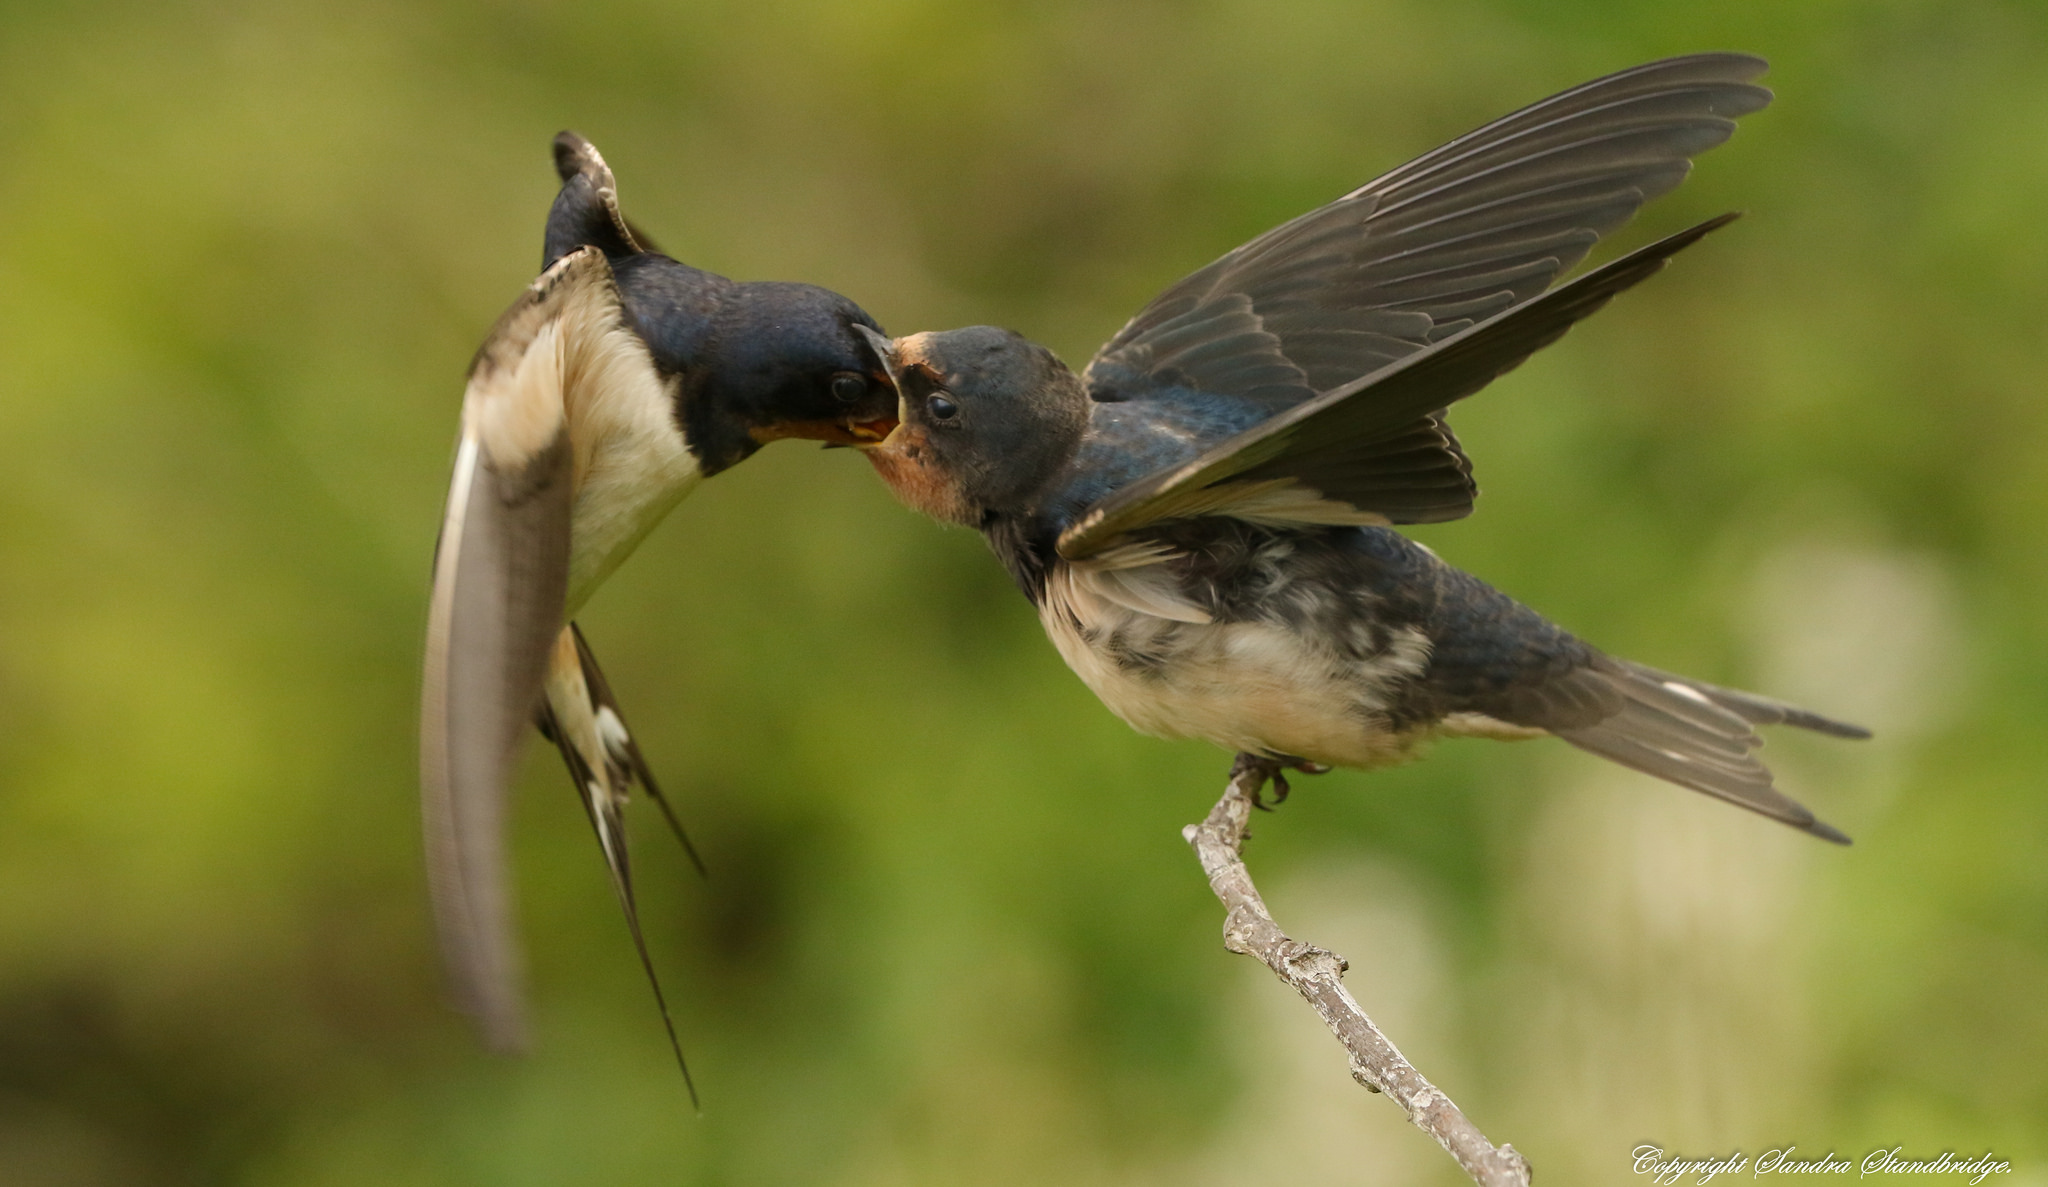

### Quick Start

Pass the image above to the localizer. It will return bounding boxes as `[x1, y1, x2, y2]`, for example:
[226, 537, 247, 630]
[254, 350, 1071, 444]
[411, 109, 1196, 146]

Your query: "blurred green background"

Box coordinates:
[1, 0, 2043, 1183]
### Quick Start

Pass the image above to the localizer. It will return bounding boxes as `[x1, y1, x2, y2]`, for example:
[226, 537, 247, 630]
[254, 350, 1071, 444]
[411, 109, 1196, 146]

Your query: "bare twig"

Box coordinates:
[1182, 756, 1532, 1187]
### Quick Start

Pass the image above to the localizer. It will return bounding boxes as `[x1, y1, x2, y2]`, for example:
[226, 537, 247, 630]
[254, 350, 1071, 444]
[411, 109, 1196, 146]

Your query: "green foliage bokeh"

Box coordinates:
[0, 1, 2042, 1183]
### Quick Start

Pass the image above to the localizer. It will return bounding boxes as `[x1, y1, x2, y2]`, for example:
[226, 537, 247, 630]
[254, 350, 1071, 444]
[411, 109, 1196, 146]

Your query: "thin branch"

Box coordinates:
[1182, 757, 1532, 1187]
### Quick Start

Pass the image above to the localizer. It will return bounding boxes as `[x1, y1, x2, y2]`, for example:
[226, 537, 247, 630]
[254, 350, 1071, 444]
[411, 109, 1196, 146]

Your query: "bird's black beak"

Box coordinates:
[847, 325, 906, 449]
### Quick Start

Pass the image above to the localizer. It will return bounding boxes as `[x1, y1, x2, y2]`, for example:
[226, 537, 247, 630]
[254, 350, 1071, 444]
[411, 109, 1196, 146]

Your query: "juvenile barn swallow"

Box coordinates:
[855, 55, 1868, 840]
[421, 133, 897, 1081]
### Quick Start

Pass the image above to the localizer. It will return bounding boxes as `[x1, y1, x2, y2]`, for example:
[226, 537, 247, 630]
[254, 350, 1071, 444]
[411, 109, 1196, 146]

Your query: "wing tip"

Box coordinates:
[552, 130, 601, 184]
[1794, 714, 1873, 741]
[1624, 51, 1770, 87]
[542, 133, 655, 262]
[1644, 210, 1743, 260]
[1705, 50, 1769, 79]
[472, 1001, 531, 1054]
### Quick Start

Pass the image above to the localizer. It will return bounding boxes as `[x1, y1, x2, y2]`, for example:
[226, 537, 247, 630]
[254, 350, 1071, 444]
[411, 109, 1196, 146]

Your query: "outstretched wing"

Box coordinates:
[1087, 53, 1767, 404]
[1081, 54, 1768, 522]
[420, 246, 652, 1050]
[1057, 215, 1734, 559]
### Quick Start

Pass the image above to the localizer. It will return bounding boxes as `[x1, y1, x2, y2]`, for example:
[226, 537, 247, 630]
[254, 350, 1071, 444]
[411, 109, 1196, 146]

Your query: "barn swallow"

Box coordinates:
[854, 55, 1868, 843]
[421, 132, 897, 1087]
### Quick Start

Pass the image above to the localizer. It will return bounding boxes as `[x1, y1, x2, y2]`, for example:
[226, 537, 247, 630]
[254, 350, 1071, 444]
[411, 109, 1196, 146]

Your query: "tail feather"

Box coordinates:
[540, 624, 700, 1107]
[1658, 671, 1873, 739]
[568, 624, 707, 877]
[1552, 657, 1862, 845]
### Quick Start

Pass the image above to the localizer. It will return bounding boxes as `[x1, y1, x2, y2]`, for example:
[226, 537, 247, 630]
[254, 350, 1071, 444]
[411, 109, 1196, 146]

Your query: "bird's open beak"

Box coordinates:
[842, 403, 898, 444]
[774, 324, 903, 449]
[751, 355, 899, 447]
[848, 324, 908, 450]
[753, 413, 897, 447]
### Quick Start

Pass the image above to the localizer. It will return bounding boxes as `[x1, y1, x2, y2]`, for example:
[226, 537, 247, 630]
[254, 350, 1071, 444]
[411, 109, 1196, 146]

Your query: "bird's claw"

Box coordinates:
[1254, 769, 1291, 811]
[1236, 753, 1327, 811]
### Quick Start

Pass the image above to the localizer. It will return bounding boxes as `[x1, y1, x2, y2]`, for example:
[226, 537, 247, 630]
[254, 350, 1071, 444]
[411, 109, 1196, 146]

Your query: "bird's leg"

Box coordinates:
[1237, 753, 1333, 811]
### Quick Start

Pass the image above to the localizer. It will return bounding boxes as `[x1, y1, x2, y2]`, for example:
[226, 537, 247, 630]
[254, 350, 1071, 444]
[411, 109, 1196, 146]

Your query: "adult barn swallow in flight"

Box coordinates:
[421, 133, 897, 1084]
[855, 55, 1868, 841]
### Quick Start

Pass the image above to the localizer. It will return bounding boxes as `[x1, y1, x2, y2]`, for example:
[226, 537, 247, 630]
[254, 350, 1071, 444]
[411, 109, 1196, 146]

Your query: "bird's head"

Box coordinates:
[541, 134, 898, 474]
[852, 325, 1088, 527]
[684, 282, 901, 475]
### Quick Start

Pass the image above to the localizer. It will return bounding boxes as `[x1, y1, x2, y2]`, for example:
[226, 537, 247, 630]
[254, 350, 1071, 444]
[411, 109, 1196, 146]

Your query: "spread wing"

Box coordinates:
[1080, 53, 1768, 522]
[1057, 215, 1734, 559]
[420, 245, 654, 1050]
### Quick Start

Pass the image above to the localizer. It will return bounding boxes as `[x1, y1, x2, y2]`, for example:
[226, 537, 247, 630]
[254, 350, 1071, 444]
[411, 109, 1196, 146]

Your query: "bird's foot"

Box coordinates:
[1234, 753, 1331, 811]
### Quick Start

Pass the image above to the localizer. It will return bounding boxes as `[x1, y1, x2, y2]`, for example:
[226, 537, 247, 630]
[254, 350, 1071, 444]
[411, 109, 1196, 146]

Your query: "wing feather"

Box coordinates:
[420, 246, 645, 1049]
[1089, 54, 1768, 402]
[1076, 55, 1767, 526]
[1059, 215, 1735, 558]
[545, 132, 657, 268]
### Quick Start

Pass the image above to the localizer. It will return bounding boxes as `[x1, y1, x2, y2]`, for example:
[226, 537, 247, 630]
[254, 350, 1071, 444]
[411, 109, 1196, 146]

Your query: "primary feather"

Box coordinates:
[862, 55, 1865, 844]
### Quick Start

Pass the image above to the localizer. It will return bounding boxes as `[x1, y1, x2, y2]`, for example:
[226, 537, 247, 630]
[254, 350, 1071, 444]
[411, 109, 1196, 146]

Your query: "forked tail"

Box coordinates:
[1553, 657, 1868, 843]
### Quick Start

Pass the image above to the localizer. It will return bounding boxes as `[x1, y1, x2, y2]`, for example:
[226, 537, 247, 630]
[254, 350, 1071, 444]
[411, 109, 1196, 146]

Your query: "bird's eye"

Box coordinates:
[927, 394, 959, 421]
[830, 372, 866, 403]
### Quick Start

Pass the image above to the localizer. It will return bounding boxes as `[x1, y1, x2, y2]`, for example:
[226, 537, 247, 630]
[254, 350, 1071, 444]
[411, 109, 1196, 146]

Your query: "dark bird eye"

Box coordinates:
[830, 372, 866, 403]
[927, 394, 959, 421]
